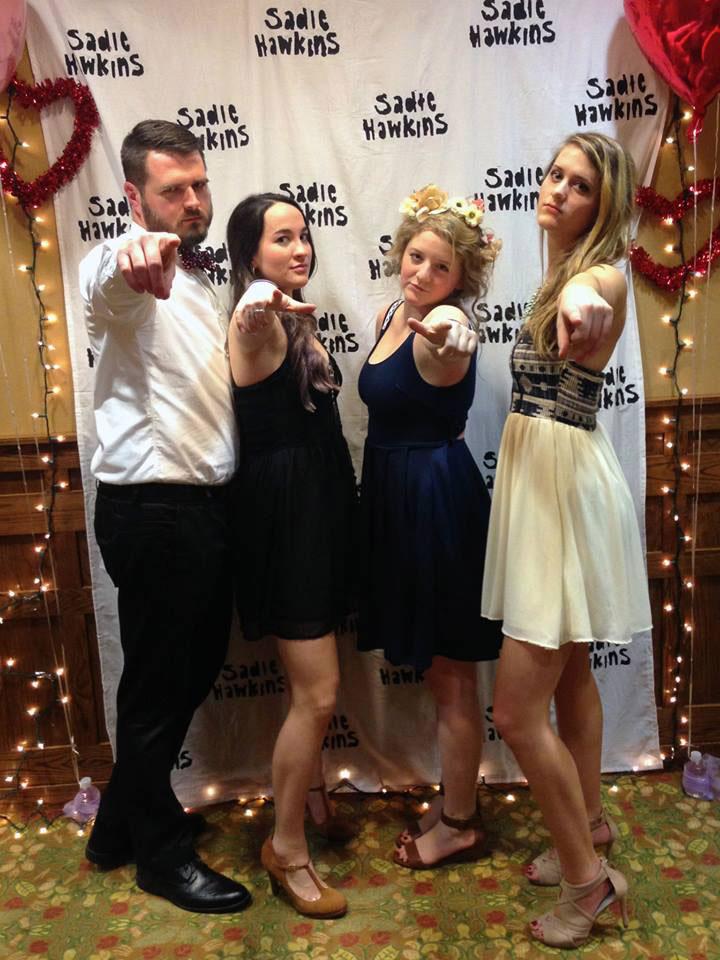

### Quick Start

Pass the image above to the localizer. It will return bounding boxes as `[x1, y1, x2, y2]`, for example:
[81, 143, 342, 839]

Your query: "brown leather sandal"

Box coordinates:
[305, 785, 359, 843]
[392, 808, 489, 870]
[393, 784, 444, 850]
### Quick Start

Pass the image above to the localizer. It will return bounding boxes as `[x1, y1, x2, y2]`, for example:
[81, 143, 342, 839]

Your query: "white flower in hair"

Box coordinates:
[448, 196, 470, 216]
[464, 205, 484, 228]
[399, 185, 490, 234]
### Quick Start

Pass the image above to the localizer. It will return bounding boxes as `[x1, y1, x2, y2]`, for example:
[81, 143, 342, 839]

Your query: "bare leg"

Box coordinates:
[555, 646, 604, 822]
[493, 637, 611, 922]
[396, 657, 483, 865]
[304, 755, 355, 839]
[271, 633, 339, 901]
[524, 644, 612, 880]
[306, 753, 331, 825]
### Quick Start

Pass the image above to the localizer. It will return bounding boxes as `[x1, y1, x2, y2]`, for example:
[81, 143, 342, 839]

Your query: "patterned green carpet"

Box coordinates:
[1, 772, 718, 960]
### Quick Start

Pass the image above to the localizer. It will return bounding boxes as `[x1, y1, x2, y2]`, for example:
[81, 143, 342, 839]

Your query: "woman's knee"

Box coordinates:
[426, 660, 478, 705]
[292, 674, 339, 723]
[492, 695, 537, 749]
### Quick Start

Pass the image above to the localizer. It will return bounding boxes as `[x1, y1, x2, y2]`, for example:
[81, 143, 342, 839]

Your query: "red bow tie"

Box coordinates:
[178, 246, 216, 273]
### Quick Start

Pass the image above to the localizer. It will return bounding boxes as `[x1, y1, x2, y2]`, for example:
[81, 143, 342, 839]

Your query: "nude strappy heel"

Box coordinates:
[529, 857, 629, 949]
[526, 808, 620, 885]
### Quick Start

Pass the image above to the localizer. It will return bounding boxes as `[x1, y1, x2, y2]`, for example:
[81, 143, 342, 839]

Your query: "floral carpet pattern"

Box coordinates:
[1, 772, 719, 960]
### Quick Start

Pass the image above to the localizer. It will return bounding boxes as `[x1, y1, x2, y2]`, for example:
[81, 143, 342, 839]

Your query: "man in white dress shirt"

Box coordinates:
[80, 120, 249, 914]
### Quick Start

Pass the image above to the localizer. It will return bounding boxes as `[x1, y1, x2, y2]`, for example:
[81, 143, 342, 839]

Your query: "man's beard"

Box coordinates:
[140, 199, 213, 252]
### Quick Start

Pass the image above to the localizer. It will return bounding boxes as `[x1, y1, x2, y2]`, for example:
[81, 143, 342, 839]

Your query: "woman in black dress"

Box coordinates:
[226, 194, 356, 918]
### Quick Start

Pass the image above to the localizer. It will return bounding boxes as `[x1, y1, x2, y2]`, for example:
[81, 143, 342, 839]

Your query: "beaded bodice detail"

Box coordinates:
[510, 327, 604, 431]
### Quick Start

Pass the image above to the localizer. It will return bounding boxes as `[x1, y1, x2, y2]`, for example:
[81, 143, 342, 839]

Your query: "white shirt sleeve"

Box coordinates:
[79, 229, 154, 329]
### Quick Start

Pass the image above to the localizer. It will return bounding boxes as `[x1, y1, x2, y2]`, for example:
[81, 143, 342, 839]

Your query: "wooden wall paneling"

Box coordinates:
[646, 398, 720, 756]
[0, 439, 112, 794]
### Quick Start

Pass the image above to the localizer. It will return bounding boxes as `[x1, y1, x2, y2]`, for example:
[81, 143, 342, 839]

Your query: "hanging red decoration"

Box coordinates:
[624, 0, 720, 141]
[630, 178, 720, 291]
[0, 75, 99, 208]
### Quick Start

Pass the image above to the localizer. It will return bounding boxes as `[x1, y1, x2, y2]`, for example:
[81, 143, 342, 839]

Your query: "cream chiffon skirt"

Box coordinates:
[481, 413, 652, 649]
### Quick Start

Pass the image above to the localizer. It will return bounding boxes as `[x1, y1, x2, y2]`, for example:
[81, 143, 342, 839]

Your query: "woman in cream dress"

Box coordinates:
[482, 133, 651, 949]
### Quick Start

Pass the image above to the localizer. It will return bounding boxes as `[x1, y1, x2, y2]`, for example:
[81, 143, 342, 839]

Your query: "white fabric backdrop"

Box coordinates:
[27, 0, 664, 805]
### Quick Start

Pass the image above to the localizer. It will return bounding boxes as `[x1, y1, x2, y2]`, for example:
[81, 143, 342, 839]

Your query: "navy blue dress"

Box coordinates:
[357, 301, 502, 671]
[231, 347, 357, 641]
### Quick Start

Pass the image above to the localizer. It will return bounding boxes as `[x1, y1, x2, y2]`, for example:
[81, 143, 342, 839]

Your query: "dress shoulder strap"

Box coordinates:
[379, 299, 403, 338]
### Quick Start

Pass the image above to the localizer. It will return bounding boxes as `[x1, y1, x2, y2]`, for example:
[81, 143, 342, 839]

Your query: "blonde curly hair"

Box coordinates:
[388, 205, 501, 322]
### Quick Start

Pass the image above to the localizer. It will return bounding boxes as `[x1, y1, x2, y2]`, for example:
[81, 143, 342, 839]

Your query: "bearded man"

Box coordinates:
[80, 120, 249, 914]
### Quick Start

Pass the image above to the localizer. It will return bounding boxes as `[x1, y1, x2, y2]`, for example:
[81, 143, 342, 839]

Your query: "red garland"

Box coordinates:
[630, 178, 720, 292]
[0, 76, 100, 208]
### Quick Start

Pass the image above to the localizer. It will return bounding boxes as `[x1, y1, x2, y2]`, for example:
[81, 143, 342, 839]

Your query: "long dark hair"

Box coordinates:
[227, 192, 336, 411]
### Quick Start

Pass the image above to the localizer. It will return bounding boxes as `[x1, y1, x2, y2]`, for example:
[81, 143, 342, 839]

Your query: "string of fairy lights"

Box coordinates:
[648, 99, 715, 763]
[0, 82, 79, 832]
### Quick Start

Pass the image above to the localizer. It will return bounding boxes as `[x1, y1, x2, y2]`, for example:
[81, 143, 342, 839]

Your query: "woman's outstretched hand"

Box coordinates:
[233, 283, 315, 334]
[408, 315, 478, 360]
[556, 283, 613, 362]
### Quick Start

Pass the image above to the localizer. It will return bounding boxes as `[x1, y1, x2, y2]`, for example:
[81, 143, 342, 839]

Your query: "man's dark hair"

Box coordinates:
[121, 120, 204, 189]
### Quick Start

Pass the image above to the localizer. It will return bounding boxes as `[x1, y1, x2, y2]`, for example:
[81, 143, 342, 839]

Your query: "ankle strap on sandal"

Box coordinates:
[440, 807, 484, 831]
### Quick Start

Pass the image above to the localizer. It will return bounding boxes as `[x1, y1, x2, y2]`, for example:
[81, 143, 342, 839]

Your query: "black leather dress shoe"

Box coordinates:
[85, 812, 209, 870]
[136, 857, 252, 914]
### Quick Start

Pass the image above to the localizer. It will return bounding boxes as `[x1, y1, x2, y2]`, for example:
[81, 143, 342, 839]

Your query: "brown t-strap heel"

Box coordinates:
[261, 836, 347, 918]
[393, 807, 489, 870]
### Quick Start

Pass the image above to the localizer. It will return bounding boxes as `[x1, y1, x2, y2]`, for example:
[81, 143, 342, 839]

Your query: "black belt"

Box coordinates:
[97, 480, 230, 503]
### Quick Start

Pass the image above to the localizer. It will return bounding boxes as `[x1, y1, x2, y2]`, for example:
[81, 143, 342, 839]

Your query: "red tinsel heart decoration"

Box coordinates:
[630, 178, 720, 291]
[0, 75, 99, 208]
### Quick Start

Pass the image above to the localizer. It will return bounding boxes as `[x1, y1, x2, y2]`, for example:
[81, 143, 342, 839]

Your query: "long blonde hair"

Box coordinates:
[528, 132, 636, 357]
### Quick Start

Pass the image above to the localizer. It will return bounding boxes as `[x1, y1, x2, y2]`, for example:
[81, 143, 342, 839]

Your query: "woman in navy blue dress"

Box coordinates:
[358, 185, 503, 869]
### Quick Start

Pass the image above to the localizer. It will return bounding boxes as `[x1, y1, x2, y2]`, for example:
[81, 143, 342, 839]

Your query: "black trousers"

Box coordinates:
[91, 482, 233, 869]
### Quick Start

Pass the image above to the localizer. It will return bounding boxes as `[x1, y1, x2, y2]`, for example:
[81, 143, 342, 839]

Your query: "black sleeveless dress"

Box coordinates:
[231, 348, 357, 641]
[357, 301, 502, 671]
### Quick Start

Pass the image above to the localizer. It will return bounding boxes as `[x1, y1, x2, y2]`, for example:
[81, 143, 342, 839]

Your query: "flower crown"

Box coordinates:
[399, 184, 491, 238]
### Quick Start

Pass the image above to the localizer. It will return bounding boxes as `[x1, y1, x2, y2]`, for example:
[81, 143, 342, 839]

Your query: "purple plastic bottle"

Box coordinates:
[63, 776, 101, 824]
[682, 751, 712, 800]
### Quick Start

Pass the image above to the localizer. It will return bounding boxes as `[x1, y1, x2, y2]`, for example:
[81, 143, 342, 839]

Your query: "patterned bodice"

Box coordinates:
[510, 327, 604, 431]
